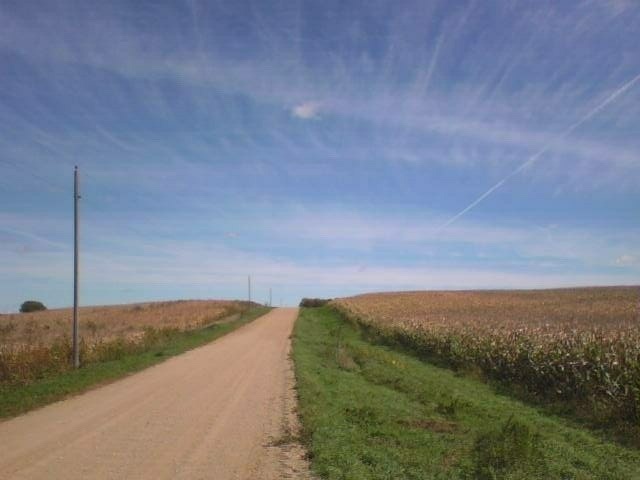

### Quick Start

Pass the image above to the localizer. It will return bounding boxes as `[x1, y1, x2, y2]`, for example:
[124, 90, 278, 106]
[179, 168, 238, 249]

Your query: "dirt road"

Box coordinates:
[0, 308, 311, 479]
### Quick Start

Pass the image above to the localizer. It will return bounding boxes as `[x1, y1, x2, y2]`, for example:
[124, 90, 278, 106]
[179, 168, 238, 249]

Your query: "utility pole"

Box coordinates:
[72, 166, 80, 369]
[269, 288, 272, 307]
[248, 275, 251, 305]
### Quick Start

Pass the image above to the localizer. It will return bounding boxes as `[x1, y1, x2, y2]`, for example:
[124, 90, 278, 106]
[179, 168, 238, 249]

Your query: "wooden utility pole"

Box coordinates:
[72, 166, 80, 368]
[269, 288, 272, 307]
[248, 275, 251, 305]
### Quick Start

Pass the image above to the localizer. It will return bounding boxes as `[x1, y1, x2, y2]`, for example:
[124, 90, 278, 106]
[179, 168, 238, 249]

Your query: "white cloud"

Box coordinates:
[3, 238, 638, 308]
[616, 254, 640, 267]
[2, 206, 639, 310]
[593, 0, 635, 15]
[266, 207, 640, 269]
[2, 3, 639, 189]
[291, 101, 321, 120]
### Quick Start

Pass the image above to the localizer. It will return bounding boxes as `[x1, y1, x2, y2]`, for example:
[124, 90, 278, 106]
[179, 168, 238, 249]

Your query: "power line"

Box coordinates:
[0, 160, 160, 248]
[0, 157, 66, 193]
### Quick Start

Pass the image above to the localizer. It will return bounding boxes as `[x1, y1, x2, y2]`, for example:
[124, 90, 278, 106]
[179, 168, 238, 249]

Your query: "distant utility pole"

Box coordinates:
[269, 288, 272, 307]
[72, 166, 81, 369]
[248, 275, 251, 305]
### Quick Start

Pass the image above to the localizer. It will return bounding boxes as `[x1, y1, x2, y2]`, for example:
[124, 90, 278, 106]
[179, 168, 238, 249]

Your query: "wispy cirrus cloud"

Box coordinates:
[615, 255, 640, 267]
[1, 1, 639, 309]
[2, 1, 639, 196]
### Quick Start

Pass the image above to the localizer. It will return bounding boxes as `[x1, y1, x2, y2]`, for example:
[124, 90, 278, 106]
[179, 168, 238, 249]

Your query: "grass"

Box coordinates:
[0, 306, 271, 419]
[333, 287, 640, 435]
[0, 300, 254, 385]
[293, 307, 640, 479]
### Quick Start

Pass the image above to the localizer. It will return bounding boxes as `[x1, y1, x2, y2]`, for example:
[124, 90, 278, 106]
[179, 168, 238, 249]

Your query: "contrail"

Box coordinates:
[423, 33, 444, 96]
[437, 71, 640, 232]
[0, 227, 68, 249]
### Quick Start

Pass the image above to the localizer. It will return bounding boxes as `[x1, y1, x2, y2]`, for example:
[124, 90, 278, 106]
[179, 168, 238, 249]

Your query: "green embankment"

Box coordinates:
[0, 307, 271, 419]
[293, 307, 640, 479]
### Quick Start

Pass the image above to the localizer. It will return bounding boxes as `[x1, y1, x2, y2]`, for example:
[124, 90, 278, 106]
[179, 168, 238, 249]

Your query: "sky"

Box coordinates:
[1, 0, 639, 311]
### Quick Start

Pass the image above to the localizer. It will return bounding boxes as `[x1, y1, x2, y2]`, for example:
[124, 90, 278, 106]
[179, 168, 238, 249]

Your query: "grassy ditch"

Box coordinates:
[0, 307, 271, 419]
[293, 307, 640, 479]
[332, 289, 640, 441]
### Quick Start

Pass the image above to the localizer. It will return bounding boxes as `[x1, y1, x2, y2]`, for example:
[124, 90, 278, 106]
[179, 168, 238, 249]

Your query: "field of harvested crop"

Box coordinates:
[0, 300, 248, 385]
[333, 287, 640, 438]
[293, 307, 640, 479]
[0, 300, 244, 345]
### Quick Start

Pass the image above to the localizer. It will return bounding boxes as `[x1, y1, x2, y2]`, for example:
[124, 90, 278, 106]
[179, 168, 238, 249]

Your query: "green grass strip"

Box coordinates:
[0, 307, 271, 420]
[293, 307, 640, 479]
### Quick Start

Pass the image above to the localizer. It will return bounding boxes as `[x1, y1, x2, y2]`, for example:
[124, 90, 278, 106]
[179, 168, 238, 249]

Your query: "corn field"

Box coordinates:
[0, 300, 247, 385]
[333, 287, 640, 428]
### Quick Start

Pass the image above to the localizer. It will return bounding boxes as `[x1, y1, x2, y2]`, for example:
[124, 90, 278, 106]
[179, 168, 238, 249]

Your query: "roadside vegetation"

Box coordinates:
[0, 300, 246, 384]
[19, 300, 47, 313]
[293, 307, 640, 479]
[334, 287, 640, 444]
[299, 298, 332, 307]
[0, 303, 270, 419]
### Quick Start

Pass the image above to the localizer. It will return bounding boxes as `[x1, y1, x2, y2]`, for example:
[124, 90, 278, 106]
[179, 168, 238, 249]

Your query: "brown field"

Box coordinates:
[334, 287, 639, 334]
[0, 300, 244, 346]
[333, 286, 640, 430]
[0, 300, 248, 385]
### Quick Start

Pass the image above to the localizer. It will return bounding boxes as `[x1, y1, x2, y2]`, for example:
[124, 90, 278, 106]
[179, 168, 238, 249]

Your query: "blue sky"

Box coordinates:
[1, 0, 639, 311]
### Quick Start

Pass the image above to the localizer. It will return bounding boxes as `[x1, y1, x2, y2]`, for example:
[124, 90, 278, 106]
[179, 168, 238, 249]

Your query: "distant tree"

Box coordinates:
[299, 298, 331, 308]
[20, 300, 47, 313]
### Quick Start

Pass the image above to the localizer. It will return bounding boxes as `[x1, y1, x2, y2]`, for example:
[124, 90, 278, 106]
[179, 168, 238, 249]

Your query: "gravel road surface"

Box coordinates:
[0, 307, 311, 479]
